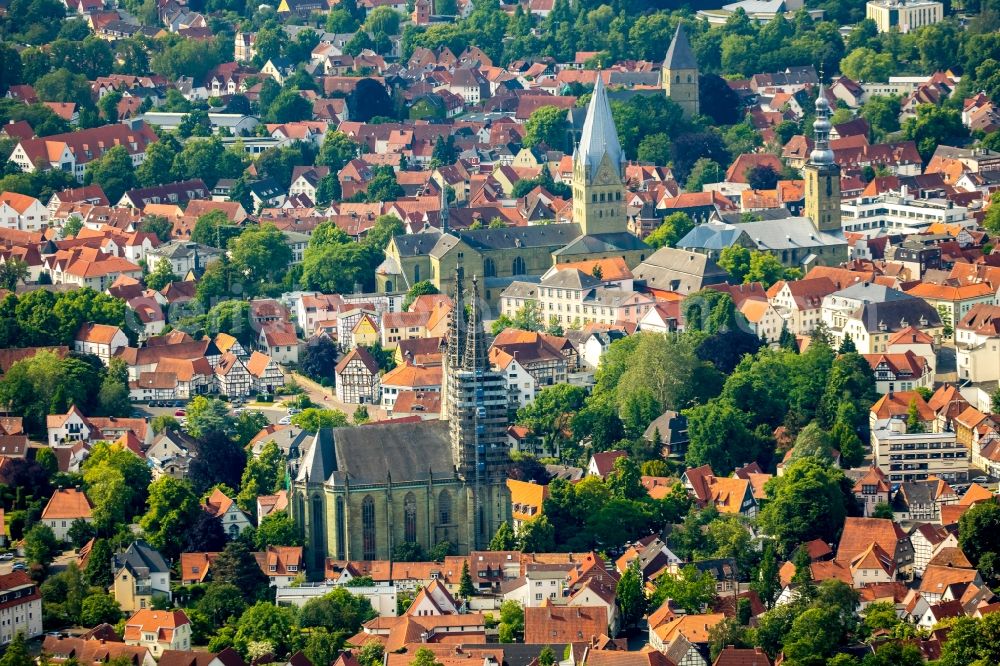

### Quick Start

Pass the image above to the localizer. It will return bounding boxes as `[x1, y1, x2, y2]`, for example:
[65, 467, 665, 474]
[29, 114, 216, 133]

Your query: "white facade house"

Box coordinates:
[74, 323, 129, 365]
[0, 192, 49, 231]
[492, 352, 536, 409]
[0, 572, 42, 645]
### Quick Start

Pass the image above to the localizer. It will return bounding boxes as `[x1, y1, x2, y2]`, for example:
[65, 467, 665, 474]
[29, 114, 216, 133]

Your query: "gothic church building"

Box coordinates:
[290, 269, 512, 571]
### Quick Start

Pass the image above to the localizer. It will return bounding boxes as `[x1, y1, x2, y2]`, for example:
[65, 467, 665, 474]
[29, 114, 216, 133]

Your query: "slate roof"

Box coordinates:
[577, 74, 624, 180]
[663, 24, 698, 70]
[299, 421, 455, 486]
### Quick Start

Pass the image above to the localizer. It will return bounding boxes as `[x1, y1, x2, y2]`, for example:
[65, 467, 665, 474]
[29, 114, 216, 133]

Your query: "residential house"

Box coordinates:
[334, 347, 381, 405]
[0, 192, 49, 231]
[112, 541, 172, 612]
[259, 323, 299, 364]
[820, 282, 943, 354]
[767, 278, 837, 335]
[489, 348, 536, 410]
[683, 465, 758, 518]
[380, 311, 430, 349]
[145, 242, 223, 278]
[41, 488, 93, 542]
[506, 479, 547, 534]
[643, 411, 690, 459]
[123, 610, 191, 657]
[215, 353, 254, 398]
[255, 546, 304, 588]
[0, 572, 42, 645]
[380, 364, 441, 410]
[74, 323, 129, 365]
[8, 123, 158, 182]
[580, 329, 627, 370]
[246, 351, 284, 394]
[836, 516, 914, 578]
[852, 466, 891, 517]
[203, 488, 252, 539]
[42, 636, 154, 666]
[864, 351, 934, 394]
[905, 282, 996, 340]
[489, 328, 571, 387]
[523, 606, 608, 645]
[956, 304, 1000, 383]
[146, 430, 196, 480]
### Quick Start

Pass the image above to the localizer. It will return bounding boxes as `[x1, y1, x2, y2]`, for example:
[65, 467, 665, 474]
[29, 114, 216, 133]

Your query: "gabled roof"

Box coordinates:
[42, 487, 93, 520]
[836, 517, 906, 565]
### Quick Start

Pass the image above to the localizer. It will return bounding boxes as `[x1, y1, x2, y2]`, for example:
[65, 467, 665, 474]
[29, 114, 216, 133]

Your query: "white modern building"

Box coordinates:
[871, 417, 969, 484]
[840, 190, 974, 237]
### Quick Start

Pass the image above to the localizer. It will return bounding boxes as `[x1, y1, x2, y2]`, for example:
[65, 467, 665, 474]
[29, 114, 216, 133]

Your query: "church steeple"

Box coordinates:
[803, 84, 842, 234]
[572, 73, 627, 237]
[662, 24, 699, 117]
[444, 268, 511, 549]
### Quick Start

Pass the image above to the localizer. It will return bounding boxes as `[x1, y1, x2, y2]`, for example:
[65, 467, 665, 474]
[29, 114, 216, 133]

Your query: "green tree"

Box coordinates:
[140, 476, 200, 559]
[958, 501, 1000, 581]
[238, 442, 286, 513]
[458, 561, 475, 598]
[184, 396, 235, 439]
[523, 105, 569, 150]
[212, 540, 270, 603]
[645, 212, 694, 249]
[497, 600, 524, 643]
[489, 522, 517, 550]
[840, 47, 895, 82]
[83, 439, 151, 531]
[939, 613, 1000, 666]
[616, 559, 645, 628]
[254, 512, 303, 549]
[233, 602, 298, 657]
[752, 542, 780, 608]
[518, 516, 556, 552]
[356, 639, 384, 666]
[23, 522, 59, 574]
[84, 538, 113, 588]
[290, 408, 349, 431]
[299, 587, 377, 636]
[903, 104, 969, 161]
[80, 593, 121, 626]
[685, 157, 723, 192]
[229, 223, 292, 286]
[317, 130, 357, 171]
[151, 415, 180, 435]
[83, 144, 137, 203]
[0, 258, 28, 290]
[411, 648, 443, 666]
[402, 280, 439, 311]
[145, 259, 179, 291]
[650, 564, 716, 613]
[718, 245, 752, 283]
[745, 251, 795, 288]
[0, 633, 33, 666]
[758, 457, 849, 556]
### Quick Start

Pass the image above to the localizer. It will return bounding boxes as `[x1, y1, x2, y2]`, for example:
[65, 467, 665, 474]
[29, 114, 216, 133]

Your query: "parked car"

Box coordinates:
[287, 408, 302, 415]
[0, 553, 13, 561]
[972, 475, 989, 483]
[12, 562, 26, 571]
[278, 416, 292, 425]
[174, 409, 186, 417]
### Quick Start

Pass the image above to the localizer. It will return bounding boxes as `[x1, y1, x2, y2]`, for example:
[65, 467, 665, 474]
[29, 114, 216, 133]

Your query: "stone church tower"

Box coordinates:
[662, 24, 699, 117]
[804, 88, 842, 233]
[572, 74, 627, 237]
[444, 267, 511, 550]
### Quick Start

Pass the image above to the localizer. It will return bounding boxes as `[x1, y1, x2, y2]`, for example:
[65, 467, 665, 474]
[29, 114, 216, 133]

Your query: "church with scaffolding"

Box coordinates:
[290, 268, 512, 571]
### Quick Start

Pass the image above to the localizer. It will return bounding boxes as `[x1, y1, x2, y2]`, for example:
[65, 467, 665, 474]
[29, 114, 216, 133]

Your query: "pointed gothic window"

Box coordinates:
[362, 495, 376, 560]
[404, 493, 417, 543]
[484, 258, 496, 277]
[335, 497, 345, 559]
[512, 257, 526, 275]
[439, 490, 452, 525]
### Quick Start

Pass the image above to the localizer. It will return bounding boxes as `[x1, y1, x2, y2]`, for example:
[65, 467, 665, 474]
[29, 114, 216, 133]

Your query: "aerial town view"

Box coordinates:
[4, 0, 1000, 663]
